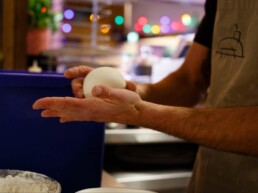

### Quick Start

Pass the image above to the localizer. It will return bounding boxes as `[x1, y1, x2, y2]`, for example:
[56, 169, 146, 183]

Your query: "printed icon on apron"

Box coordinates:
[216, 24, 244, 58]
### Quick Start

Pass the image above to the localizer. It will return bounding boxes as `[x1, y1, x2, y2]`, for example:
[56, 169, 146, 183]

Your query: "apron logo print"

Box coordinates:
[216, 24, 244, 58]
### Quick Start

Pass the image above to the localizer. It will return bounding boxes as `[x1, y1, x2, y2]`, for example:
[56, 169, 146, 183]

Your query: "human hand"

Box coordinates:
[32, 84, 142, 124]
[64, 66, 137, 98]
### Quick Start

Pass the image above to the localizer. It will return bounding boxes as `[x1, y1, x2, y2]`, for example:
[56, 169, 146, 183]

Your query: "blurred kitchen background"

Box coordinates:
[0, 0, 205, 192]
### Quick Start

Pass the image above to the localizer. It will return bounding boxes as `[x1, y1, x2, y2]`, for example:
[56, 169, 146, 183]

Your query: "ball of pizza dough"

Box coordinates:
[83, 67, 126, 97]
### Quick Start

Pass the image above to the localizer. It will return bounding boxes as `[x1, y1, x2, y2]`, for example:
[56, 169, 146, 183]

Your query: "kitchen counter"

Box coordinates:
[101, 171, 125, 188]
[105, 127, 185, 144]
[103, 126, 196, 193]
[101, 170, 192, 193]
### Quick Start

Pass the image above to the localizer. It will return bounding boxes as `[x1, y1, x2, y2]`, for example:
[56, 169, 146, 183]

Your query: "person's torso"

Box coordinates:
[207, 0, 258, 108]
[188, 0, 258, 193]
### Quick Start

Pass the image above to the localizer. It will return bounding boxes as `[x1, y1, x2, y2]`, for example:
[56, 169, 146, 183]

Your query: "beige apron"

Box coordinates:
[188, 0, 258, 193]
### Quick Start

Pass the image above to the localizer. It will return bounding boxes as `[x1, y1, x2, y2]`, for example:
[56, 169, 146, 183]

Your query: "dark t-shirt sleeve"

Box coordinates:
[194, 0, 217, 48]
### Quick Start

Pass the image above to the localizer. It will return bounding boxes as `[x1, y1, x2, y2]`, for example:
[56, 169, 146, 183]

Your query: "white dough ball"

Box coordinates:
[83, 67, 126, 97]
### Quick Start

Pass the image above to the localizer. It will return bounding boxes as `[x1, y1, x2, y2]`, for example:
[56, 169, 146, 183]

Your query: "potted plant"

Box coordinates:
[27, 0, 60, 55]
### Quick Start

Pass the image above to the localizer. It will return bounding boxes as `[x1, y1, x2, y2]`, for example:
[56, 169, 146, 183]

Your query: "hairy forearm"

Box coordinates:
[134, 101, 258, 157]
[137, 42, 210, 107]
[137, 73, 206, 107]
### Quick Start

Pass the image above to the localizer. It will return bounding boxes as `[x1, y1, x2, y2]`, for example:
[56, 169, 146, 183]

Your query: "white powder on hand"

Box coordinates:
[0, 171, 61, 193]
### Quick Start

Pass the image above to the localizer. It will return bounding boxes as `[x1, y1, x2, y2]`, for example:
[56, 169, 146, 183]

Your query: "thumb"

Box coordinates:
[92, 85, 122, 103]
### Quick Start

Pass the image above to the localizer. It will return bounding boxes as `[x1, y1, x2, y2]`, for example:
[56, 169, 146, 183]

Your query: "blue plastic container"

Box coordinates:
[0, 71, 105, 193]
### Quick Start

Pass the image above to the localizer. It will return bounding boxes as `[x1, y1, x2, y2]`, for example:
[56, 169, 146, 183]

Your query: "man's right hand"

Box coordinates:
[64, 65, 137, 98]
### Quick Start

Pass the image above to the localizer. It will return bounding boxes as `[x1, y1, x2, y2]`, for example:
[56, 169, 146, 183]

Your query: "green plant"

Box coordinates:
[28, 0, 61, 32]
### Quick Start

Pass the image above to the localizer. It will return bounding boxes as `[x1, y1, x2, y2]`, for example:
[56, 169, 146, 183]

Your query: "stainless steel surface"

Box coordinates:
[105, 126, 195, 193]
[105, 128, 185, 144]
[112, 170, 192, 193]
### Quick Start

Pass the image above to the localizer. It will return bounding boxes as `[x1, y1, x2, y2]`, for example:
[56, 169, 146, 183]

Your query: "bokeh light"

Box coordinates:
[143, 24, 152, 34]
[151, 25, 160, 35]
[160, 16, 170, 25]
[100, 24, 111, 34]
[41, 7, 47, 13]
[64, 9, 75, 20]
[134, 23, 143, 32]
[181, 14, 192, 26]
[171, 21, 185, 31]
[89, 14, 100, 22]
[62, 23, 72, 33]
[138, 16, 148, 26]
[115, 15, 124, 25]
[127, 32, 139, 43]
[160, 25, 170, 34]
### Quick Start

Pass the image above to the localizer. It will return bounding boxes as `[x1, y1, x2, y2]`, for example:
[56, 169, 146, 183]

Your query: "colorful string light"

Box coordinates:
[62, 23, 72, 33]
[171, 21, 186, 31]
[143, 24, 152, 34]
[160, 16, 170, 25]
[127, 32, 139, 43]
[134, 23, 143, 32]
[100, 24, 111, 34]
[151, 25, 160, 35]
[114, 15, 124, 25]
[64, 9, 75, 20]
[138, 16, 148, 26]
[160, 25, 170, 34]
[41, 7, 47, 13]
[181, 14, 192, 26]
[89, 14, 100, 22]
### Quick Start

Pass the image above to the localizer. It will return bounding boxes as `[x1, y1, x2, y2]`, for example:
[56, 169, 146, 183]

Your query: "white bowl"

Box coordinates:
[76, 187, 157, 193]
[0, 169, 61, 193]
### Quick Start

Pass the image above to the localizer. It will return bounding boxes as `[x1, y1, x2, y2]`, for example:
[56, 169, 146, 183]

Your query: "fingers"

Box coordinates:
[71, 78, 84, 98]
[64, 66, 137, 100]
[65, 66, 93, 98]
[60, 117, 80, 123]
[32, 97, 78, 110]
[70, 78, 136, 99]
[92, 85, 139, 104]
[32, 87, 142, 124]
[92, 85, 123, 103]
[42, 110, 79, 123]
[126, 80, 137, 92]
[64, 66, 94, 79]
[41, 109, 61, 118]
[33, 97, 60, 110]
[60, 117, 70, 123]
[33, 97, 91, 123]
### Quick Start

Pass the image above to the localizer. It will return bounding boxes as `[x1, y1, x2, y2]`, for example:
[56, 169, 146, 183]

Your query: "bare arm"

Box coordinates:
[32, 42, 258, 157]
[138, 42, 210, 106]
[32, 85, 258, 157]
[135, 43, 258, 156]
[135, 101, 258, 157]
